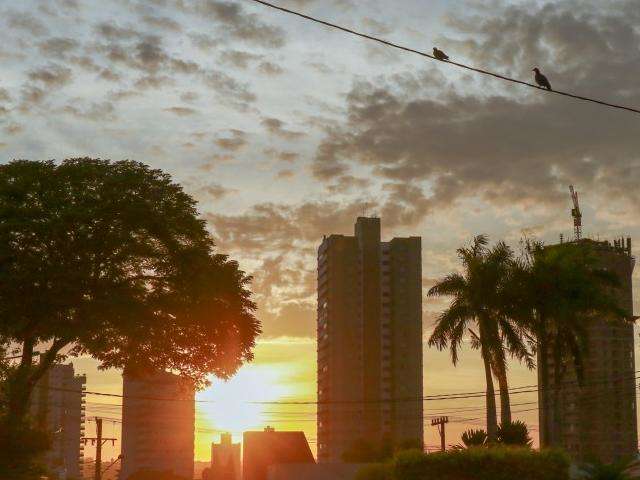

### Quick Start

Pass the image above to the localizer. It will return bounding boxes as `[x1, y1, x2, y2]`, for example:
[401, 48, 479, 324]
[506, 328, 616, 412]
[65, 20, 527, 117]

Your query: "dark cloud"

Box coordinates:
[164, 106, 198, 116]
[264, 148, 299, 163]
[199, 183, 235, 200]
[6, 11, 49, 36]
[219, 50, 263, 69]
[312, 1, 640, 209]
[261, 117, 305, 140]
[258, 61, 284, 76]
[202, 70, 256, 108]
[38, 37, 79, 58]
[215, 129, 247, 151]
[27, 64, 73, 87]
[187, 0, 286, 48]
[94, 22, 139, 40]
[141, 15, 182, 32]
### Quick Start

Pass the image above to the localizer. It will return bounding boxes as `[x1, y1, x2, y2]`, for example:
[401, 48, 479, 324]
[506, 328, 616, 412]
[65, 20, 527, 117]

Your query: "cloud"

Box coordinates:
[186, 0, 286, 48]
[63, 101, 116, 121]
[257, 61, 283, 76]
[219, 50, 262, 69]
[38, 37, 79, 58]
[27, 64, 73, 87]
[199, 183, 235, 200]
[141, 15, 182, 32]
[215, 129, 247, 151]
[261, 117, 305, 140]
[6, 11, 49, 36]
[312, 1, 640, 209]
[164, 106, 198, 116]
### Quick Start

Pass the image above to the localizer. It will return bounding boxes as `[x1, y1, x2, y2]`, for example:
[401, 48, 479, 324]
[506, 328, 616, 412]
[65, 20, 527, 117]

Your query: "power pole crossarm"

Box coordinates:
[431, 416, 449, 452]
[82, 417, 117, 480]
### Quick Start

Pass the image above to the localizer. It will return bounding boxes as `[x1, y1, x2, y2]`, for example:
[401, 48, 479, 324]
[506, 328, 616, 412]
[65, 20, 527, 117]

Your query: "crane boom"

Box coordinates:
[569, 185, 582, 240]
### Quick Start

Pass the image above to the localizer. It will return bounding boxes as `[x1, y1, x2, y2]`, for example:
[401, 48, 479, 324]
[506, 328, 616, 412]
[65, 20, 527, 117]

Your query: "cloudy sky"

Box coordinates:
[3, 0, 640, 461]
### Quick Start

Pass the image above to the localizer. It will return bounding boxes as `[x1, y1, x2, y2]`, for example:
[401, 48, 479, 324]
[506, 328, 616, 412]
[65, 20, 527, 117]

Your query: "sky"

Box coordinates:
[3, 0, 640, 463]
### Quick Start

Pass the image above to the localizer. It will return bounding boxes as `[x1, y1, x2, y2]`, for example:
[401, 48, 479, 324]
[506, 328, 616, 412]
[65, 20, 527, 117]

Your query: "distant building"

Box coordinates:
[204, 433, 240, 480]
[119, 370, 194, 480]
[317, 217, 423, 462]
[31, 363, 86, 480]
[267, 463, 369, 480]
[538, 238, 638, 463]
[243, 427, 315, 480]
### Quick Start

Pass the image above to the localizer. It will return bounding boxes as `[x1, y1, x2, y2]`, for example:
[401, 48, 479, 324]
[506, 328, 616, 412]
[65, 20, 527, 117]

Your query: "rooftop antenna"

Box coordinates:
[569, 185, 582, 240]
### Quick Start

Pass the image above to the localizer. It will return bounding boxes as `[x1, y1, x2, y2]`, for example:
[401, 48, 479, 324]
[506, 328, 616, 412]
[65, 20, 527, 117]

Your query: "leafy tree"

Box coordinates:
[512, 241, 626, 446]
[497, 420, 532, 447]
[0, 159, 259, 466]
[428, 236, 527, 441]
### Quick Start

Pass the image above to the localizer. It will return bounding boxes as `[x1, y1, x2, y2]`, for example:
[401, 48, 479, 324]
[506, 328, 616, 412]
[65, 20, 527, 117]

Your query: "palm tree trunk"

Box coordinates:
[482, 348, 498, 443]
[495, 366, 512, 426]
[538, 340, 551, 447]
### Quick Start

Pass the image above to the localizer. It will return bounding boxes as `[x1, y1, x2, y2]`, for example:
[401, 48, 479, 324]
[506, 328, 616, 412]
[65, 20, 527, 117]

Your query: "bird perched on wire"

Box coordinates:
[433, 47, 449, 61]
[532, 67, 552, 91]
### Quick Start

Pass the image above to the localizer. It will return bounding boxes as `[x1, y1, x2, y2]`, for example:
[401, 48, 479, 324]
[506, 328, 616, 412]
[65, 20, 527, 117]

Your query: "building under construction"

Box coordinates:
[538, 236, 637, 463]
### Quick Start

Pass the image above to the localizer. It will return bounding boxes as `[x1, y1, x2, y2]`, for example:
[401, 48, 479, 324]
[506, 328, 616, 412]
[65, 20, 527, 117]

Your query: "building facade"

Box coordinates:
[119, 370, 195, 480]
[204, 433, 241, 480]
[538, 238, 638, 463]
[243, 427, 315, 480]
[317, 217, 423, 462]
[31, 363, 86, 480]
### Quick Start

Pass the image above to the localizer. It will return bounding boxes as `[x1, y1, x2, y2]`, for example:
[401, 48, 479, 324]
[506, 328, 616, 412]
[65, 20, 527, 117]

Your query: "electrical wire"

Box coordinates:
[246, 0, 640, 115]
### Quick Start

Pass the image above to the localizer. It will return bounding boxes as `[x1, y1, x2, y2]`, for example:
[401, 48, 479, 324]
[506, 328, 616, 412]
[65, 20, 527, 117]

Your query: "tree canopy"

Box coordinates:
[0, 158, 260, 419]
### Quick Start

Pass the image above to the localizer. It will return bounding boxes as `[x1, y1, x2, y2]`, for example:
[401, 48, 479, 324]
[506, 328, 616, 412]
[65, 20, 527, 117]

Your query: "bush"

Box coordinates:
[355, 464, 393, 480]
[388, 447, 570, 480]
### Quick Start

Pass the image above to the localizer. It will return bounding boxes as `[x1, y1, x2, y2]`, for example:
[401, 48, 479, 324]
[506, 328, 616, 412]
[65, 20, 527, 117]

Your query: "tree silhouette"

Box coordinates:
[0, 159, 259, 449]
[428, 236, 522, 442]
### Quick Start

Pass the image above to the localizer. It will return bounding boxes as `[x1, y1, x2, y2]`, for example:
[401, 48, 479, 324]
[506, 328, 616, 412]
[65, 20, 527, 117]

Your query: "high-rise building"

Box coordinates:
[31, 363, 86, 480]
[317, 217, 423, 462]
[119, 370, 195, 480]
[538, 238, 638, 463]
[204, 433, 241, 480]
[243, 427, 315, 480]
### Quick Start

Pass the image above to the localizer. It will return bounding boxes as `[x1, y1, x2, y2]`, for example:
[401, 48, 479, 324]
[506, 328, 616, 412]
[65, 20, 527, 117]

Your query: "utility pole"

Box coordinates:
[82, 417, 117, 480]
[431, 416, 449, 452]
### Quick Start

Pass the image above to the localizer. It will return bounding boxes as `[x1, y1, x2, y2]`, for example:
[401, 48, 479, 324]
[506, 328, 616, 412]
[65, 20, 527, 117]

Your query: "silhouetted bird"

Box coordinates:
[433, 47, 449, 61]
[532, 67, 552, 91]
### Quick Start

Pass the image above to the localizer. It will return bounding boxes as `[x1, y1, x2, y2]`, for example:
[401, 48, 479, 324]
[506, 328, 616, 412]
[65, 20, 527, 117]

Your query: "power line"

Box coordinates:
[246, 0, 640, 115]
[34, 370, 639, 405]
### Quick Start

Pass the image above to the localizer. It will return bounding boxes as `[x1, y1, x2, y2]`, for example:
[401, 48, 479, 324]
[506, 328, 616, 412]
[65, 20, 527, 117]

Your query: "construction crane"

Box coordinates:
[569, 185, 582, 240]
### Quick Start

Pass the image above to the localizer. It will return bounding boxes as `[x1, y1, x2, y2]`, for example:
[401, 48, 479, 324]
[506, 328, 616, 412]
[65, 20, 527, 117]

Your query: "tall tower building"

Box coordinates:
[538, 238, 637, 463]
[317, 217, 423, 462]
[31, 363, 86, 480]
[120, 370, 194, 480]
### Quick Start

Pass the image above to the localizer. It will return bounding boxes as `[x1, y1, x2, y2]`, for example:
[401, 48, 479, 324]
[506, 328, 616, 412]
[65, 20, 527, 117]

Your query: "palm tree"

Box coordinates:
[514, 241, 626, 446]
[497, 420, 533, 447]
[429, 235, 518, 441]
[454, 428, 488, 449]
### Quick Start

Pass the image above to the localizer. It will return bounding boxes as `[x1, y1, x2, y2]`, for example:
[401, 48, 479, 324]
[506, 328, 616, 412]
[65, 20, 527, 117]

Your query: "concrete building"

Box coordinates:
[31, 363, 86, 480]
[204, 433, 241, 480]
[243, 427, 315, 480]
[538, 238, 638, 463]
[317, 217, 423, 462]
[119, 370, 195, 480]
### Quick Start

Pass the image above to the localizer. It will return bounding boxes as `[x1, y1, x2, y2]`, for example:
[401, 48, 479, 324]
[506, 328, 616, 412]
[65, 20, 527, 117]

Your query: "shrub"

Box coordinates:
[355, 464, 393, 480]
[391, 447, 570, 480]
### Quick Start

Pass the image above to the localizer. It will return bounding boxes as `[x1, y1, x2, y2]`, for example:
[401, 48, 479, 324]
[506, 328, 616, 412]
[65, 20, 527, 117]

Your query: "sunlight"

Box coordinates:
[196, 364, 294, 442]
